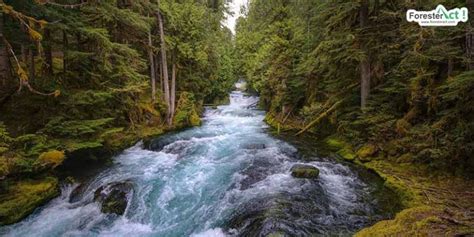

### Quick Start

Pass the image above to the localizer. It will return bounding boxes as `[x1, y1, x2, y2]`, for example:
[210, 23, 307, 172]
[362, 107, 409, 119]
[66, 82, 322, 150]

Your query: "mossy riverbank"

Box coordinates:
[0, 116, 202, 225]
[265, 113, 474, 236]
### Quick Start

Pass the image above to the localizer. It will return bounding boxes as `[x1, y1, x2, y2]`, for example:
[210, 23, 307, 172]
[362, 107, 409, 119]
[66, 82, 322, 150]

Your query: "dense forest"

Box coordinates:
[236, 0, 473, 175]
[0, 0, 235, 225]
[0, 0, 473, 236]
[235, 0, 474, 235]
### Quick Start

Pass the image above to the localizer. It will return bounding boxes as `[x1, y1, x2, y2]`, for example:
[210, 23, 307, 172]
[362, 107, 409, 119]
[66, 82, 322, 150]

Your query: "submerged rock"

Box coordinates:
[290, 164, 319, 179]
[69, 183, 88, 203]
[94, 181, 133, 215]
[241, 143, 266, 150]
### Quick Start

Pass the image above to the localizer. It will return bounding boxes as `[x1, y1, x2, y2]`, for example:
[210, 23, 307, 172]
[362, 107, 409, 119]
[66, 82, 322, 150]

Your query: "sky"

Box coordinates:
[223, 0, 248, 34]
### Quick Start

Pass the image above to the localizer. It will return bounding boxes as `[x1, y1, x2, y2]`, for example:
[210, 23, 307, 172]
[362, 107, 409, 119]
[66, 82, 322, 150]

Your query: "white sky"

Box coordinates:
[223, 0, 248, 34]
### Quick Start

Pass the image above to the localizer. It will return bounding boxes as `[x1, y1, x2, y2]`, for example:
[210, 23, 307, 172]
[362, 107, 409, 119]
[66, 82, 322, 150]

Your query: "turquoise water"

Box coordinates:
[0, 88, 396, 236]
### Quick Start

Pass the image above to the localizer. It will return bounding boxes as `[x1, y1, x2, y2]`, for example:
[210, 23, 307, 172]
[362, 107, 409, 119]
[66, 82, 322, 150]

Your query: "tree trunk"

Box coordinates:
[156, 1, 171, 125]
[155, 54, 162, 95]
[448, 58, 453, 77]
[0, 13, 11, 86]
[28, 48, 35, 81]
[63, 30, 68, 74]
[148, 30, 156, 102]
[359, 0, 370, 109]
[466, 0, 474, 70]
[44, 28, 53, 75]
[171, 62, 176, 120]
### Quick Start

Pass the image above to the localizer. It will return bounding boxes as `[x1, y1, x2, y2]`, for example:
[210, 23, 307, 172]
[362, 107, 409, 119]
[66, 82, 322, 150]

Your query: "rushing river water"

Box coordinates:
[0, 86, 398, 237]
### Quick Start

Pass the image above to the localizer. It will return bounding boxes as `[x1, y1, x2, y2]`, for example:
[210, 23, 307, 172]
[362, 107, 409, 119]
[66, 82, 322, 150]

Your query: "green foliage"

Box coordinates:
[236, 0, 474, 174]
[173, 92, 201, 128]
[0, 123, 12, 155]
[43, 117, 114, 138]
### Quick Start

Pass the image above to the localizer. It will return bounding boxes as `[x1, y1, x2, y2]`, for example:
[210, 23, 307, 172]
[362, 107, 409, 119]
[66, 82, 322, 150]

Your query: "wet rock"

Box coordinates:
[241, 144, 266, 150]
[147, 134, 178, 151]
[69, 183, 88, 203]
[290, 164, 319, 179]
[94, 181, 133, 215]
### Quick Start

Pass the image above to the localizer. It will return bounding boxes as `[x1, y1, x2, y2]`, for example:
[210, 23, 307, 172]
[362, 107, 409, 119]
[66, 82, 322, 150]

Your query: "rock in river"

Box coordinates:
[94, 181, 133, 215]
[241, 143, 266, 149]
[290, 164, 319, 179]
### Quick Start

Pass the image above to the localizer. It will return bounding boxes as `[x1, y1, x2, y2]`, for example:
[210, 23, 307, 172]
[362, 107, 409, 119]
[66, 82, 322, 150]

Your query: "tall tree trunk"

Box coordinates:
[148, 30, 156, 102]
[155, 54, 162, 95]
[0, 13, 11, 87]
[28, 48, 35, 81]
[171, 62, 176, 120]
[359, 0, 370, 109]
[44, 28, 53, 75]
[466, 0, 474, 70]
[156, 1, 171, 125]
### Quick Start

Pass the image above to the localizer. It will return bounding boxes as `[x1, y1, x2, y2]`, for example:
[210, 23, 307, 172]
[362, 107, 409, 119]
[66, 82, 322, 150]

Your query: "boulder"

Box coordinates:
[290, 164, 319, 179]
[94, 181, 133, 215]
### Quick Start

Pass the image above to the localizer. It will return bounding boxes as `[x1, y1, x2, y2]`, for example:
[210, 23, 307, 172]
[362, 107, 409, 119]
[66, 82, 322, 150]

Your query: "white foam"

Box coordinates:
[191, 228, 227, 237]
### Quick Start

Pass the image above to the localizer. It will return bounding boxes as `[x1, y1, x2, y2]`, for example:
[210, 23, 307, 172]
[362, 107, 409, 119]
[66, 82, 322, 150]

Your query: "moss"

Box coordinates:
[355, 206, 444, 237]
[0, 157, 8, 177]
[357, 144, 377, 159]
[396, 153, 414, 163]
[189, 112, 201, 127]
[363, 161, 422, 208]
[38, 150, 65, 168]
[324, 137, 356, 161]
[291, 164, 320, 178]
[173, 92, 202, 128]
[337, 148, 356, 160]
[0, 177, 59, 225]
[264, 113, 301, 132]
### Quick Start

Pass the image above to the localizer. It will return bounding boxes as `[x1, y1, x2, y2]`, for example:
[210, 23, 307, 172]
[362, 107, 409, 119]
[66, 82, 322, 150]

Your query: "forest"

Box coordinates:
[0, 0, 473, 236]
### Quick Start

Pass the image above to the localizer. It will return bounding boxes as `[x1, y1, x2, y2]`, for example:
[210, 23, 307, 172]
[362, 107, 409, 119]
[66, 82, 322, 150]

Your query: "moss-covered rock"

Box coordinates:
[290, 164, 319, 179]
[325, 137, 356, 161]
[38, 150, 65, 168]
[94, 181, 133, 215]
[357, 144, 377, 161]
[0, 177, 59, 225]
[356, 206, 444, 237]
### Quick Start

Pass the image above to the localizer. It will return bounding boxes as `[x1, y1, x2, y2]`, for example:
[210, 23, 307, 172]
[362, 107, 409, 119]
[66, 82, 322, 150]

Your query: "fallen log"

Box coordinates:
[295, 99, 344, 136]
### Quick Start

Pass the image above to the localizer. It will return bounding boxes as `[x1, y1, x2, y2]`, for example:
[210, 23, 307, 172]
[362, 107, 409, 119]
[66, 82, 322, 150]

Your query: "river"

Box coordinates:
[0, 86, 398, 236]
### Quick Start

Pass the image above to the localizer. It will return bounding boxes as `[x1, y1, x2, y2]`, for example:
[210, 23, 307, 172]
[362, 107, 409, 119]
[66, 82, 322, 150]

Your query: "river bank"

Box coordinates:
[0, 110, 206, 225]
[265, 113, 474, 236]
[0, 123, 164, 225]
